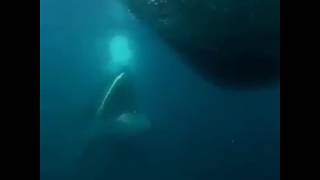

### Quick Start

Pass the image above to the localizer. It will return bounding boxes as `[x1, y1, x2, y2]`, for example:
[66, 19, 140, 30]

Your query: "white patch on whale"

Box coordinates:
[88, 112, 151, 139]
[105, 112, 151, 135]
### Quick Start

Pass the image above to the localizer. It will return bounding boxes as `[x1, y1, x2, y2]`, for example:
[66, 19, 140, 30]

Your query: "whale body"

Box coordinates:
[93, 72, 151, 138]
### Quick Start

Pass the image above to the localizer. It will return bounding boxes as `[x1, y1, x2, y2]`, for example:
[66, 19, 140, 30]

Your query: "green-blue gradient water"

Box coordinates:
[40, 0, 280, 180]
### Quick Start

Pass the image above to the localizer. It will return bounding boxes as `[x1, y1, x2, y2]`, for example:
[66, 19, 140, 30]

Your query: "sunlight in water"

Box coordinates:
[109, 35, 132, 67]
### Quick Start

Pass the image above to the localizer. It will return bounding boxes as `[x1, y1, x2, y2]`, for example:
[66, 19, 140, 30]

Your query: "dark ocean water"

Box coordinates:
[40, 0, 280, 180]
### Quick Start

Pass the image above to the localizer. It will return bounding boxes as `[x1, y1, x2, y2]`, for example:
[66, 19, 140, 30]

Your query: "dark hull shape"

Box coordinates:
[124, 0, 280, 89]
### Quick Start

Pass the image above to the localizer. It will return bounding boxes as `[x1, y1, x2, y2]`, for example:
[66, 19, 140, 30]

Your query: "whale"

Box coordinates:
[92, 71, 151, 138]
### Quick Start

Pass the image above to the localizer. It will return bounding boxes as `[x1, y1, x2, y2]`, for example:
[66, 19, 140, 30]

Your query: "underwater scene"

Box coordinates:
[40, 0, 280, 180]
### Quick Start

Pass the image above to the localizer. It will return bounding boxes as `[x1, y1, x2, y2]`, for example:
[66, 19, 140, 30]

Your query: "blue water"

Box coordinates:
[40, 0, 280, 180]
